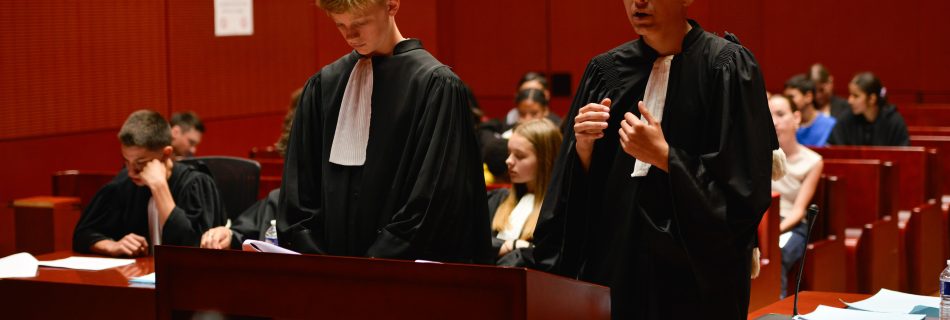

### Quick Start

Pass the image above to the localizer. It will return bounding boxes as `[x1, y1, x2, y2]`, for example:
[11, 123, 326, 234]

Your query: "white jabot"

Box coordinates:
[147, 196, 161, 248]
[496, 194, 535, 241]
[329, 57, 374, 166]
[631, 55, 674, 178]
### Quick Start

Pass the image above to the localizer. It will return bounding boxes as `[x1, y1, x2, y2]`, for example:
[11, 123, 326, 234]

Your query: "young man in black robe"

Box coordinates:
[277, 0, 491, 264]
[530, 0, 777, 318]
[73, 110, 226, 257]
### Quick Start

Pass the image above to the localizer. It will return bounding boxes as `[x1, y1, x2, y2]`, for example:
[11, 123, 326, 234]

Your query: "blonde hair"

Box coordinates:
[491, 119, 562, 241]
[316, 0, 386, 14]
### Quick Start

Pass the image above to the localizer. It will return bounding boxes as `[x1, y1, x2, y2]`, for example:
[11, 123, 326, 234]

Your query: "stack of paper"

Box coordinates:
[0, 252, 38, 278]
[843, 289, 939, 317]
[38, 257, 135, 271]
[242, 239, 300, 255]
[799, 305, 925, 320]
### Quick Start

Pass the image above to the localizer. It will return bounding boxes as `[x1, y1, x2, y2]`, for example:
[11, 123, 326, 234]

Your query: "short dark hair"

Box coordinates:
[810, 63, 831, 84]
[784, 74, 816, 96]
[118, 110, 172, 151]
[170, 111, 205, 133]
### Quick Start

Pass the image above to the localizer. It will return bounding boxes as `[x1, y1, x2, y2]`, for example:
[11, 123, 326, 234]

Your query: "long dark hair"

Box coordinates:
[851, 72, 887, 107]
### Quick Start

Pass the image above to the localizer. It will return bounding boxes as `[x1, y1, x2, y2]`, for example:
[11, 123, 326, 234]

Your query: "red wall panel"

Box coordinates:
[167, 0, 320, 118]
[0, 0, 168, 140]
[918, 0, 950, 101]
[447, 0, 550, 118]
[548, 0, 633, 117]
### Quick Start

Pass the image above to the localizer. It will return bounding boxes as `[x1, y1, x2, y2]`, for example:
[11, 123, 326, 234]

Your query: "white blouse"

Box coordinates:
[496, 193, 535, 241]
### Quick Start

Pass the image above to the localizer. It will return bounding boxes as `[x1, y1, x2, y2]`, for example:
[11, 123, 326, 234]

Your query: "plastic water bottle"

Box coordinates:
[264, 220, 278, 245]
[941, 260, 950, 319]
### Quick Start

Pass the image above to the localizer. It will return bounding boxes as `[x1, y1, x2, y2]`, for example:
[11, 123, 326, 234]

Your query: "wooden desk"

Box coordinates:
[747, 291, 870, 319]
[0, 251, 155, 319]
[156, 246, 611, 319]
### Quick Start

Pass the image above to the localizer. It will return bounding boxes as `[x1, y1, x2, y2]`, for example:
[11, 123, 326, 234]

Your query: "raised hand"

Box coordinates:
[619, 101, 669, 172]
[574, 98, 612, 171]
[139, 158, 169, 188]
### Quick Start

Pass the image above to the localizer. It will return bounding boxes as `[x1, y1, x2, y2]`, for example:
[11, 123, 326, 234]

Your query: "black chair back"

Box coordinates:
[179, 156, 260, 221]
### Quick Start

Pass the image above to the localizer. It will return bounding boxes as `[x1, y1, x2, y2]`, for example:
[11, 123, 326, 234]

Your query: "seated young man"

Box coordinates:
[785, 74, 835, 147]
[73, 110, 226, 257]
[169, 111, 205, 160]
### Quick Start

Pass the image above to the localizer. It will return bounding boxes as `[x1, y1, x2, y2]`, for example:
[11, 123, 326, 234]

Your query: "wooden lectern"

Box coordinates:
[155, 246, 610, 319]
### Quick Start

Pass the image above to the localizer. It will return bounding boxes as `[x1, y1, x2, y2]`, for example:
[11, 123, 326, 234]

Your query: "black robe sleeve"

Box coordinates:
[277, 74, 327, 253]
[229, 188, 280, 248]
[364, 69, 491, 263]
[72, 179, 123, 253]
[666, 44, 774, 240]
[662, 44, 775, 307]
[531, 59, 613, 275]
[161, 171, 226, 247]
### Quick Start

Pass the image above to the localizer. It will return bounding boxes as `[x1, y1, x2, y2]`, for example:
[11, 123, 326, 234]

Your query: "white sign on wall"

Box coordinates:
[214, 0, 254, 37]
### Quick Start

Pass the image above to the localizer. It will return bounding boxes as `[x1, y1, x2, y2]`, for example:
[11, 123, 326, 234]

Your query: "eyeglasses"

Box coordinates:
[125, 157, 159, 173]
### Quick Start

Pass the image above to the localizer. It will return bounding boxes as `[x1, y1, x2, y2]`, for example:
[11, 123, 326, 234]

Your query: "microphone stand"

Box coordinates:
[754, 204, 820, 320]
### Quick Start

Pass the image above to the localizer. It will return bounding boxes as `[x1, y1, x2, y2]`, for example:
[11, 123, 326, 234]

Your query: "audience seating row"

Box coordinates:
[898, 104, 950, 127]
[768, 145, 948, 298]
[911, 135, 950, 198]
[813, 146, 927, 212]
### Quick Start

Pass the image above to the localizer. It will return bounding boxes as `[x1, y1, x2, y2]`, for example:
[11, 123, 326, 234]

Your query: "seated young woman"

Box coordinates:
[486, 119, 561, 266]
[828, 72, 909, 146]
[768, 94, 824, 297]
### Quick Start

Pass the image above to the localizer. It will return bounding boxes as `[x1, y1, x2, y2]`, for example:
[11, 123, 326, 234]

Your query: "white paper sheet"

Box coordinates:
[129, 272, 155, 285]
[242, 239, 300, 255]
[799, 305, 924, 320]
[0, 252, 38, 278]
[843, 288, 940, 314]
[38, 256, 135, 271]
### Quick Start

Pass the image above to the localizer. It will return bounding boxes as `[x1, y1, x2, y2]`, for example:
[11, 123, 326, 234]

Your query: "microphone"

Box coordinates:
[754, 204, 820, 320]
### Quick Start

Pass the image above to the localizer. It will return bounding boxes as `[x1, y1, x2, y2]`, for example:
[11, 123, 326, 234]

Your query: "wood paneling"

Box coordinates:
[0, 0, 167, 140]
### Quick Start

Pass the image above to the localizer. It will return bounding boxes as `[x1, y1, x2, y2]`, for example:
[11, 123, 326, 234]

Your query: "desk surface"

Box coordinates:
[0, 251, 155, 320]
[23, 250, 154, 287]
[748, 291, 871, 319]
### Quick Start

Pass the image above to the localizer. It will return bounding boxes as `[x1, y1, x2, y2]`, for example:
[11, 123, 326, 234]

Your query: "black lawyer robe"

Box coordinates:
[530, 21, 777, 319]
[73, 163, 226, 252]
[277, 39, 492, 264]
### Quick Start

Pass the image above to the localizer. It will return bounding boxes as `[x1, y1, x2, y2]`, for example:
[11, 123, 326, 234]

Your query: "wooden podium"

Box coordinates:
[155, 246, 610, 319]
